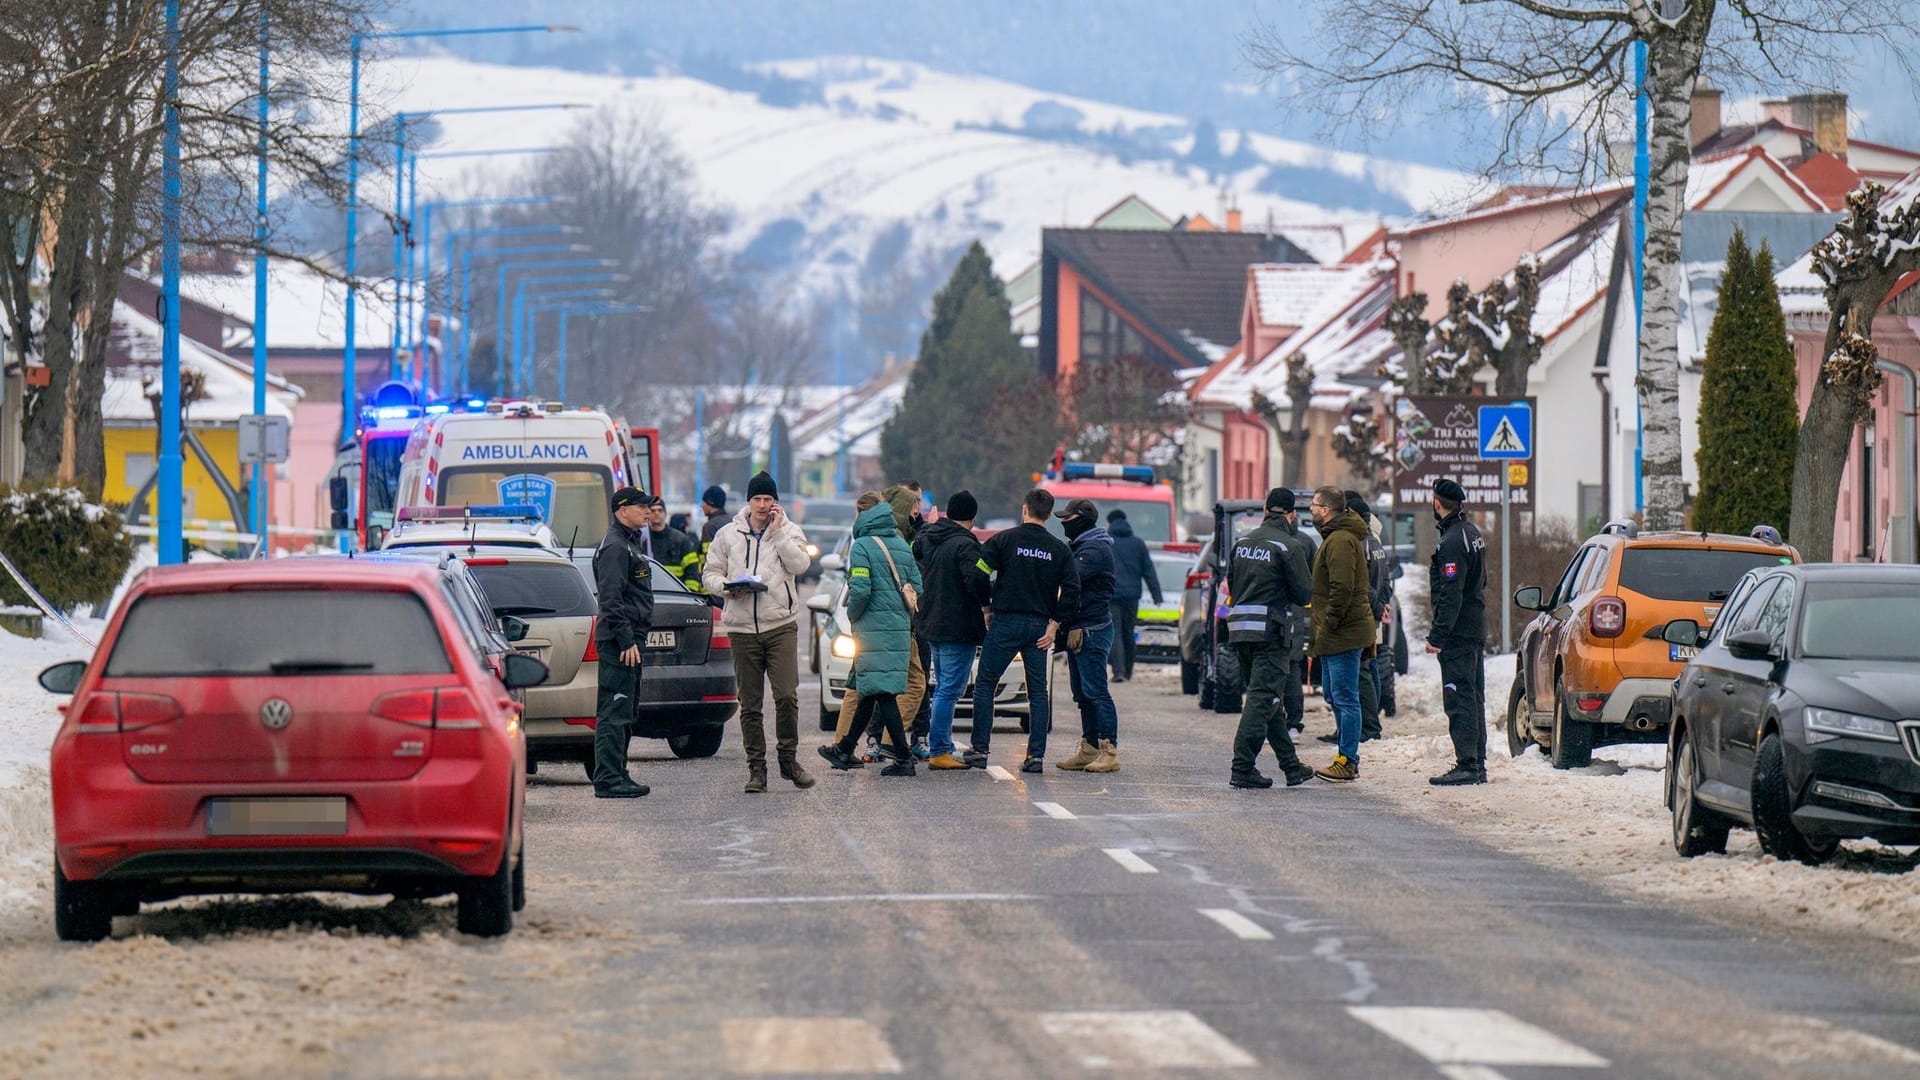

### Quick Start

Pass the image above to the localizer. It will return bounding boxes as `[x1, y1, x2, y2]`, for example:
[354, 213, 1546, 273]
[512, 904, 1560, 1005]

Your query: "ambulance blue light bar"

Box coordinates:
[1060, 462, 1156, 484]
[395, 504, 543, 523]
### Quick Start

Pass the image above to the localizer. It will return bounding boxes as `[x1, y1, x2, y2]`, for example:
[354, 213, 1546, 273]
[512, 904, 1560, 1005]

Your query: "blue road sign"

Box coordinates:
[1478, 403, 1532, 460]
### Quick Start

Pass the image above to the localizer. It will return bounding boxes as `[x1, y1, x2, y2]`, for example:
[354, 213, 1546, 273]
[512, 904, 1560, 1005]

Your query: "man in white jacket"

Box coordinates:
[702, 470, 815, 794]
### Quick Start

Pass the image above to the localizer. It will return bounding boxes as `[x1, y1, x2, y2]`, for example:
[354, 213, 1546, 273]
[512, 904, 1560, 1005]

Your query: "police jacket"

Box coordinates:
[1279, 516, 1316, 656]
[913, 518, 993, 645]
[1361, 523, 1391, 622]
[1429, 509, 1487, 645]
[1225, 512, 1312, 647]
[644, 525, 700, 589]
[1108, 518, 1163, 605]
[593, 520, 655, 653]
[1065, 526, 1116, 631]
[979, 523, 1079, 623]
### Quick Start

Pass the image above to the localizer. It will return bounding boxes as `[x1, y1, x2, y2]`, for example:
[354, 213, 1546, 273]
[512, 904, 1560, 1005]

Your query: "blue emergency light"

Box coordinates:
[423, 404, 450, 415]
[1059, 462, 1157, 484]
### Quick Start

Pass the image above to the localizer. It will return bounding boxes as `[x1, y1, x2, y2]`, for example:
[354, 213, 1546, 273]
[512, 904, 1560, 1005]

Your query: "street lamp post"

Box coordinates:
[529, 300, 644, 400]
[494, 259, 615, 395]
[342, 23, 574, 439]
[447, 226, 580, 392]
[410, 191, 555, 392]
[158, 0, 184, 564]
[250, 5, 269, 552]
[511, 275, 623, 395]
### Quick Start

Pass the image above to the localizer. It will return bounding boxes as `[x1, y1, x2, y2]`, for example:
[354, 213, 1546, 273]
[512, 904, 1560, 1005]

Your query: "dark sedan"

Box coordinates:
[1665, 564, 1920, 864]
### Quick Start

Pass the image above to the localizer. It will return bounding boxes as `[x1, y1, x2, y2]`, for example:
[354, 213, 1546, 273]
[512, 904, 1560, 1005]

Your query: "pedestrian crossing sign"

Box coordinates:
[1477, 403, 1532, 460]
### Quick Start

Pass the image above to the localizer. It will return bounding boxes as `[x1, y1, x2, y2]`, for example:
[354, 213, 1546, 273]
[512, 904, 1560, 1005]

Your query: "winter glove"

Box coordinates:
[1066, 628, 1086, 654]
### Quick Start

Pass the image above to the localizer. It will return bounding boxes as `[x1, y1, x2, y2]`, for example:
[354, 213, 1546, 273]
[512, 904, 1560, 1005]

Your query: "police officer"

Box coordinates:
[1427, 477, 1488, 786]
[1228, 487, 1316, 789]
[592, 486, 655, 798]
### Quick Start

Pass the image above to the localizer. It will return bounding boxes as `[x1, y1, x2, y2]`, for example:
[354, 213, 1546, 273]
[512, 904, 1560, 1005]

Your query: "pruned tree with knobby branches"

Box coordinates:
[1069, 354, 1183, 466]
[1248, 0, 1917, 530]
[1331, 406, 1392, 493]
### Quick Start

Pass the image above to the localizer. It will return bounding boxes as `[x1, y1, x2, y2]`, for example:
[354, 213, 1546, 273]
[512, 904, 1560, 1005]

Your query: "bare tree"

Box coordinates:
[1252, 350, 1314, 490]
[1248, 0, 1916, 530]
[1446, 256, 1545, 398]
[1385, 292, 1430, 394]
[1331, 406, 1392, 493]
[1069, 355, 1182, 465]
[1788, 183, 1920, 561]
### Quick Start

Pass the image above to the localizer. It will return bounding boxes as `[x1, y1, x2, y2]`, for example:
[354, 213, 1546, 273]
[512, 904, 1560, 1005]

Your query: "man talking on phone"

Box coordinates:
[592, 487, 655, 798]
[703, 470, 816, 794]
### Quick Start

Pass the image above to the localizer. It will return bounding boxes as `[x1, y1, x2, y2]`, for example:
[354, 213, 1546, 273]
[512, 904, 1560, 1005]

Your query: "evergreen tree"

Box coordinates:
[881, 244, 1062, 516]
[1693, 230, 1800, 537]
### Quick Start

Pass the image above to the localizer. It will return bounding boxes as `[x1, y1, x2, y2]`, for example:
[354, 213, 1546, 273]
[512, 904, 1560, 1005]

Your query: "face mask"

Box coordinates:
[1063, 515, 1095, 541]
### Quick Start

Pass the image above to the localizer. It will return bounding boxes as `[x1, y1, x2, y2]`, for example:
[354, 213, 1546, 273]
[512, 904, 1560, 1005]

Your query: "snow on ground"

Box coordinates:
[0, 619, 96, 924]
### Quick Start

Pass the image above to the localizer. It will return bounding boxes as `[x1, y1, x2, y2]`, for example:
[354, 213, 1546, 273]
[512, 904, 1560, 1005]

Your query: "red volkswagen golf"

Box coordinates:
[39, 559, 546, 941]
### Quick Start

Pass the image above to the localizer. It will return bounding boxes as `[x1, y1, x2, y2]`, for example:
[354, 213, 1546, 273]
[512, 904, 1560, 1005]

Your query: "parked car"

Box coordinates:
[808, 536, 855, 674]
[1134, 546, 1196, 662]
[800, 524, 852, 583]
[805, 586, 1031, 731]
[1508, 520, 1797, 768]
[41, 559, 547, 941]
[1665, 564, 1920, 863]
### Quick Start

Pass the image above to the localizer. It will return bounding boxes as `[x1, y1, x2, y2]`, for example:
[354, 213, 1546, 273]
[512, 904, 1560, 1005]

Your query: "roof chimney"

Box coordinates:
[1226, 207, 1243, 233]
[1761, 99, 1792, 126]
[1800, 92, 1849, 159]
[1689, 86, 1722, 149]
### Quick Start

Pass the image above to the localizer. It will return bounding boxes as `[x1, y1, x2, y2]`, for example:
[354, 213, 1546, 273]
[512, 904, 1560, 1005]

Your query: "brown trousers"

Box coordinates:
[835, 643, 926, 747]
[731, 622, 800, 763]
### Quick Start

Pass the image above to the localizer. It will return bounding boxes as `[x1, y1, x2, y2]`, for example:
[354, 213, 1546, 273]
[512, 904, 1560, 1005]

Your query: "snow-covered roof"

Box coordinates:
[1252, 263, 1380, 329]
[792, 372, 909, 460]
[1196, 261, 1395, 409]
[106, 301, 300, 424]
[174, 260, 394, 352]
[1772, 163, 1920, 319]
[1687, 147, 1827, 212]
[1531, 217, 1620, 346]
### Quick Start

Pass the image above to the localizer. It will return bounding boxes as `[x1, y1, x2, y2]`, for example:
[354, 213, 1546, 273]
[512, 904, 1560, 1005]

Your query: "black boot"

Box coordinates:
[817, 744, 862, 770]
[1429, 763, 1487, 786]
[1230, 770, 1274, 789]
[744, 760, 768, 794]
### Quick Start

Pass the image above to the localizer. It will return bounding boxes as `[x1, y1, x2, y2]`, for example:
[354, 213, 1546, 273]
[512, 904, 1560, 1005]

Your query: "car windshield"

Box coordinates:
[463, 560, 597, 619]
[578, 556, 685, 596]
[105, 590, 453, 677]
[363, 434, 407, 529]
[1617, 547, 1789, 602]
[1799, 582, 1920, 661]
[1151, 556, 1188, 597]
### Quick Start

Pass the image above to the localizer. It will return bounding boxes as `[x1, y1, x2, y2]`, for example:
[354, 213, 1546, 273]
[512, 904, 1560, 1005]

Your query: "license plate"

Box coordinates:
[1670, 643, 1699, 662]
[1140, 628, 1176, 644]
[645, 630, 677, 649]
[207, 797, 348, 837]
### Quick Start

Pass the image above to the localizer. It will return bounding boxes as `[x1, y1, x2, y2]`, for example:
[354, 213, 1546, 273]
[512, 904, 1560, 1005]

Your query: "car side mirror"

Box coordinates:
[1513, 585, 1544, 611]
[38, 660, 86, 694]
[499, 615, 530, 643]
[1662, 619, 1701, 647]
[330, 509, 350, 531]
[1725, 629, 1778, 662]
[501, 652, 550, 690]
[329, 475, 350, 513]
[366, 524, 388, 550]
[819, 553, 845, 572]
[805, 593, 834, 613]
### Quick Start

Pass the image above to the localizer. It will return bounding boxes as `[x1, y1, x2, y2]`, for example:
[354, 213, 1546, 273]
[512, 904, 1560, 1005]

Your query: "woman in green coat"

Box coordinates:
[819, 496, 924, 775]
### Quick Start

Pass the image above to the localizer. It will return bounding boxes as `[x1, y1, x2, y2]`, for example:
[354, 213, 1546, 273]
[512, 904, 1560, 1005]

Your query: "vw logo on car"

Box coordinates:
[259, 698, 293, 730]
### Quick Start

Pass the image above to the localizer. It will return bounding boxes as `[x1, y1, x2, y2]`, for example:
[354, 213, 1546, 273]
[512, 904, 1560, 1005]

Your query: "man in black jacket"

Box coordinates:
[1105, 509, 1164, 682]
[1055, 498, 1121, 773]
[1271, 490, 1316, 734]
[1427, 477, 1489, 786]
[1227, 488, 1317, 789]
[964, 488, 1080, 774]
[591, 487, 656, 798]
[644, 496, 700, 591]
[916, 491, 994, 769]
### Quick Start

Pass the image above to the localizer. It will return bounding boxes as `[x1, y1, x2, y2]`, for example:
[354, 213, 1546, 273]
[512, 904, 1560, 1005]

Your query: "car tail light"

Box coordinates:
[463, 558, 509, 566]
[372, 689, 438, 727]
[1589, 596, 1627, 639]
[73, 692, 121, 734]
[72, 691, 181, 733]
[710, 606, 729, 651]
[433, 688, 485, 730]
[1185, 570, 1211, 591]
[582, 620, 599, 662]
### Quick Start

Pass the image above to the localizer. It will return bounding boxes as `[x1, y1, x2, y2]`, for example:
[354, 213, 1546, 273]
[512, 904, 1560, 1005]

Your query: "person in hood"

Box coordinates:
[1226, 487, 1316, 789]
[871, 479, 930, 758]
[964, 488, 1079, 774]
[1427, 476, 1488, 786]
[1054, 498, 1121, 773]
[1105, 509, 1164, 683]
[914, 490, 993, 769]
[702, 471, 815, 794]
[817, 494, 924, 776]
[1306, 486, 1376, 783]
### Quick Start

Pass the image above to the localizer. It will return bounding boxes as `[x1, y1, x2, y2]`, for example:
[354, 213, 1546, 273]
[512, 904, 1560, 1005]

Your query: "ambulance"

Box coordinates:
[391, 401, 659, 551]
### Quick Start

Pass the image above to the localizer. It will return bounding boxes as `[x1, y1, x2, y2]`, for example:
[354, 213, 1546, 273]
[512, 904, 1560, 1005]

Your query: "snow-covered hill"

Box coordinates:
[365, 55, 1480, 299]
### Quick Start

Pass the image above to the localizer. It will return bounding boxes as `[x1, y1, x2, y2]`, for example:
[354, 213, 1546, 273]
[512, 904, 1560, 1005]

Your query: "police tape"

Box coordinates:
[0, 544, 97, 649]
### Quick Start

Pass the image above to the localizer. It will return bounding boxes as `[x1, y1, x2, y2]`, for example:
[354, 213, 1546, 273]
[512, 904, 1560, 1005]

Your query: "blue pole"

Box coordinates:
[159, 0, 183, 565]
[496, 263, 510, 396]
[251, 6, 269, 552]
[557, 308, 569, 400]
[419, 198, 432, 388]
[342, 34, 361, 455]
[1632, 39, 1648, 515]
[459, 254, 473, 395]
[406, 153, 420, 375]
[694, 388, 706, 501]
[390, 113, 407, 381]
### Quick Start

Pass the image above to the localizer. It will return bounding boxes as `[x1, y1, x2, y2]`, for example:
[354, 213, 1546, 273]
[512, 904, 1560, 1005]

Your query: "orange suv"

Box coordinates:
[1509, 521, 1797, 768]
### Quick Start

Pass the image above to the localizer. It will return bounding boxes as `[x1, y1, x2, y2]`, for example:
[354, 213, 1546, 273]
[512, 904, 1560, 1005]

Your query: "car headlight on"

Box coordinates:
[831, 634, 858, 659]
[1804, 707, 1900, 744]
[806, 543, 820, 557]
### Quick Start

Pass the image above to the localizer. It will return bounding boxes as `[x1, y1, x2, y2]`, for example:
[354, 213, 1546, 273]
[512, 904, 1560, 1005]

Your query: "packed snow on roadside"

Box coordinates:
[0, 619, 96, 924]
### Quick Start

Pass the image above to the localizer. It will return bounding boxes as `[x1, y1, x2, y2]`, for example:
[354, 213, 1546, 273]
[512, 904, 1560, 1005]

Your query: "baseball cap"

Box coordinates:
[1053, 497, 1098, 522]
[610, 486, 648, 511]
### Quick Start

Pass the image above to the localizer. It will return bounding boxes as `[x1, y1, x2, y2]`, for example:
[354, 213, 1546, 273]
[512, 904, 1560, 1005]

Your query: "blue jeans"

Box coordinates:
[1320, 648, 1363, 761]
[971, 612, 1051, 759]
[1065, 621, 1117, 744]
[927, 642, 976, 757]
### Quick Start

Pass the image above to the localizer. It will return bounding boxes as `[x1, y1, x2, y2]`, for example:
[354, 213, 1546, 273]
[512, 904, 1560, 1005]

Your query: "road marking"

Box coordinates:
[986, 765, 1014, 781]
[686, 893, 1039, 906]
[1037, 1010, 1257, 1069]
[1198, 908, 1273, 940]
[1437, 1067, 1510, 1080]
[1102, 848, 1157, 874]
[1034, 801, 1076, 819]
[722, 1017, 903, 1075]
[1347, 1007, 1607, 1068]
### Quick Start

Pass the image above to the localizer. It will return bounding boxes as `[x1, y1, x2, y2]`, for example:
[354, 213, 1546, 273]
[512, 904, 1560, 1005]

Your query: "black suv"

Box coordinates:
[1665, 564, 1920, 863]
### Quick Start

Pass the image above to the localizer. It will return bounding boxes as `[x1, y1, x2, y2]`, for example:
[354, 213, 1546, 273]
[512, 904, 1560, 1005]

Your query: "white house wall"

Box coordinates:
[1529, 313, 1606, 526]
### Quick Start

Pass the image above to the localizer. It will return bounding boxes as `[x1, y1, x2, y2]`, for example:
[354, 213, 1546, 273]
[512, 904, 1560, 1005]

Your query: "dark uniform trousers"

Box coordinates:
[1358, 653, 1382, 740]
[1438, 639, 1487, 767]
[1233, 639, 1307, 774]
[593, 655, 642, 786]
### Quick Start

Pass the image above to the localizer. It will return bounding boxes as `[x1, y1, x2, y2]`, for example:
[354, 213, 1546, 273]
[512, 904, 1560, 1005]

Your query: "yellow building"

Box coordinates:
[104, 300, 300, 527]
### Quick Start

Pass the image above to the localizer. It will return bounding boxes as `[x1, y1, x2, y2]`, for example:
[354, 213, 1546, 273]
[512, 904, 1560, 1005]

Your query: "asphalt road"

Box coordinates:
[4, 652, 1920, 1078]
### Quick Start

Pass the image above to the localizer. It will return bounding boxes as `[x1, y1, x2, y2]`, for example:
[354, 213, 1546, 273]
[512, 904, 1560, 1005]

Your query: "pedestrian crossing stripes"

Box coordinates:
[1102, 848, 1157, 873]
[1197, 908, 1273, 940]
[722, 1018, 903, 1074]
[1036, 1010, 1258, 1069]
[1033, 801, 1077, 819]
[1347, 1006, 1608, 1068]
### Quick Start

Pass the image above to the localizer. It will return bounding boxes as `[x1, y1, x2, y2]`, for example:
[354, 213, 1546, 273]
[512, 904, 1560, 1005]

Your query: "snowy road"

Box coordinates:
[3, 649, 1920, 1077]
